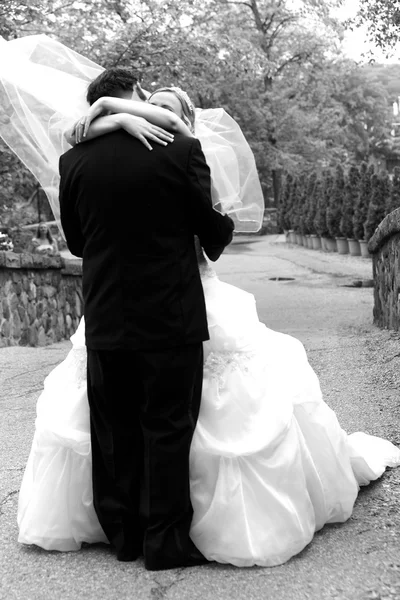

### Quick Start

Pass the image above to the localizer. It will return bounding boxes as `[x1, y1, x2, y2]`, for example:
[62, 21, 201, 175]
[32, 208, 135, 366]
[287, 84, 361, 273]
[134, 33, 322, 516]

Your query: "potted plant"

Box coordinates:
[304, 173, 316, 248]
[341, 165, 361, 256]
[289, 177, 300, 243]
[327, 164, 346, 253]
[353, 162, 373, 252]
[385, 166, 400, 215]
[297, 175, 309, 246]
[363, 170, 390, 257]
[308, 176, 322, 249]
[278, 173, 293, 241]
[314, 171, 331, 250]
[322, 171, 336, 251]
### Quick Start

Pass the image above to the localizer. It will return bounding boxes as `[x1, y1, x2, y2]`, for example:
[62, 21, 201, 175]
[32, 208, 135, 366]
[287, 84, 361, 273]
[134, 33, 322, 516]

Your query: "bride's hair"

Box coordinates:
[149, 87, 196, 133]
[86, 67, 142, 106]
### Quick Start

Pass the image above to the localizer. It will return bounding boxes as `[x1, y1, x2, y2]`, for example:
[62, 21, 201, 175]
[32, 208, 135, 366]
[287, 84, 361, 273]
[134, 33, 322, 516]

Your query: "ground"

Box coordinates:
[1, 235, 400, 600]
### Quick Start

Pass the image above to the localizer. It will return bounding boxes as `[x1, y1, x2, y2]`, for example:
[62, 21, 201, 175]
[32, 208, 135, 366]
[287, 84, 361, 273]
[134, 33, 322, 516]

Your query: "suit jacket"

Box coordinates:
[59, 130, 234, 350]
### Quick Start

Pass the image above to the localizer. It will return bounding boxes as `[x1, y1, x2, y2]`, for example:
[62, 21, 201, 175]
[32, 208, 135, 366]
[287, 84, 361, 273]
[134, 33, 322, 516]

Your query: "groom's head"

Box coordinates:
[86, 67, 145, 105]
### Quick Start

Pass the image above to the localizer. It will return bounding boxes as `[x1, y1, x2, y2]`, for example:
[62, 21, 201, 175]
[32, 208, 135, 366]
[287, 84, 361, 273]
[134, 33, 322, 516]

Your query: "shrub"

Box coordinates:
[353, 162, 374, 241]
[364, 171, 390, 241]
[327, 164, 346, 238]
[340, 165, 360, 239]
[304, 172, 317, 235]
[386, 166, 400, 214]
[277, 173, 293, 231]
[289, 177, 300, 232]
[314, 170, 332, 237]
[296, 175, 308, 235]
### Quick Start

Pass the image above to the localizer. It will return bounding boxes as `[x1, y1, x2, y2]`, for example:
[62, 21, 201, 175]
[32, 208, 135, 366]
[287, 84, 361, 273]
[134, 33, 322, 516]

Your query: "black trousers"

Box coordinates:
[86, 343, 203, 564]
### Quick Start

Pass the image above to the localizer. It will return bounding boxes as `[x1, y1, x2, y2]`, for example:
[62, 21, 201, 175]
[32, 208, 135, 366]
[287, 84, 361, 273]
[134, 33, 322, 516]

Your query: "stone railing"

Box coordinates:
[368, 207, 400, 331]
[0, 251, 82, 347]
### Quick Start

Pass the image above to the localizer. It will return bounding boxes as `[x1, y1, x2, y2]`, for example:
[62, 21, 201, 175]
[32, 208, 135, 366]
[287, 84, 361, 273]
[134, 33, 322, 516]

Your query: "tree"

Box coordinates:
[364, 171, 390, 241]
[289, 177, 300, 232]
[340, 165, 360, 239]
[296, 175, 308, 235]
[0, 140, 38, 226]
[304, 172, 317, 235]
[353, 163, 374, 241]
[327, 165, 345, 239]
[353, 1, 400, 53]
[2, 0, 398, 222]
[277, 172, 293, 231]
[386, 166, 400, 214]
[314, 171, 332, 238]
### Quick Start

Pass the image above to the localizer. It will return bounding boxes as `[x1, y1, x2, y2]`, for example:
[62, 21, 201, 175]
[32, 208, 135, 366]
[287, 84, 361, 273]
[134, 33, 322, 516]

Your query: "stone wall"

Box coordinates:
[0, 251, 82, 347]
[368, 208, 400, 330]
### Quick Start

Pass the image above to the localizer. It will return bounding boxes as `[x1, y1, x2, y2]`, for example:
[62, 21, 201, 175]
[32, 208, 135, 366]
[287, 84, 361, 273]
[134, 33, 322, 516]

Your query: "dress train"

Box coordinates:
[17, 266, 400, 565]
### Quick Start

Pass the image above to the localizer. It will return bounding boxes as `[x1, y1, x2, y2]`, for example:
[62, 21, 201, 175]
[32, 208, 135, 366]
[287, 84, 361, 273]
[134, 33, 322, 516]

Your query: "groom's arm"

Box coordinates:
[59, 154, 85, 258]
[186, 138, 234, 261]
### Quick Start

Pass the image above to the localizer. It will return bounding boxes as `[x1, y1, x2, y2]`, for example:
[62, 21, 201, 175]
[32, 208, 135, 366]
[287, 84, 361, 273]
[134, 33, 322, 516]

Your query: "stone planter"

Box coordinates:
[311, 234, 321, 250]
[359, 240, 371, 259]
[302, 235, 308, 247]
[296, 233, 303, 245]
[306, 235, 313, 249]
[336, 237, 349, 255]
[348, 239, 361, 256]
[323, 237, 337, 252]
[289, 230, 296, 243]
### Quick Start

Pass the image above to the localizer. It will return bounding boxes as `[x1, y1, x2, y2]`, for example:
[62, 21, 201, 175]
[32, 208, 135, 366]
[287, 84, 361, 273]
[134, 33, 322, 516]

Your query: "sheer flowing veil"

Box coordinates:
[0, 34, 264, 234]
[195, 109, 264, 232]
[0, 35, 102, 234]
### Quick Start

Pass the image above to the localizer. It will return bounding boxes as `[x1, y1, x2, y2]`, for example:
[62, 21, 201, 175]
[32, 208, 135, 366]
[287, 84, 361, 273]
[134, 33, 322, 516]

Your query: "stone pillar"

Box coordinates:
[368, 208, 400, 331]
[0, 251, 82, 347]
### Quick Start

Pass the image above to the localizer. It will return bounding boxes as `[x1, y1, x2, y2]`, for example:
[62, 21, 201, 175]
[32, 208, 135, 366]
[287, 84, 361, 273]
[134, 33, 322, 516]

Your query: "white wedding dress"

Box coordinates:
[18, 254, 400, 567]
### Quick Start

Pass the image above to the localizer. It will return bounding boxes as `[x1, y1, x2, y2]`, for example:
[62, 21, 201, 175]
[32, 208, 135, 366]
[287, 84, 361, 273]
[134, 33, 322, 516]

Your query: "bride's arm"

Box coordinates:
[90, 97, 192, 135]
[65, 96, 192, 147]
[65, 113, 176, 150]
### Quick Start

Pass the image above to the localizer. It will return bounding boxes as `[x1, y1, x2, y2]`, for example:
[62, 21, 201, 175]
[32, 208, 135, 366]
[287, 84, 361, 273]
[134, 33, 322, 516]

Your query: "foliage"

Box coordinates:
[352, 1, 400, 53]
[2, 0, 400, 221]
[340, 165, 360, 239]
[313, 170, 331, 237]
[326, 165, 345, 238]
[364, 171, 390, 241]
[277, 172, 293, 231]
[288, 177, 300, 232]
[0, 231, 13, 251]
[304, 173, 317, 235]
[296, 175, 308, 235]
[0, 140, 39, 225]
[353, 162, 374, 241]
[386, 166, 400, 214]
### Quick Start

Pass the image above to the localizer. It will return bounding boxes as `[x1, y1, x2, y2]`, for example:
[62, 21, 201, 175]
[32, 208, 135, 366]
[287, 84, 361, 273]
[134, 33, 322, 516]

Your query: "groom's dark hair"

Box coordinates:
[86, 67, 142, 106]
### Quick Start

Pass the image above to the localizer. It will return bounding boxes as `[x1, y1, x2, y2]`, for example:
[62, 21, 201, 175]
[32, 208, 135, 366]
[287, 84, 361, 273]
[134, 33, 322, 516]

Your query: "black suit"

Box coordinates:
[59, 130, 234, 568]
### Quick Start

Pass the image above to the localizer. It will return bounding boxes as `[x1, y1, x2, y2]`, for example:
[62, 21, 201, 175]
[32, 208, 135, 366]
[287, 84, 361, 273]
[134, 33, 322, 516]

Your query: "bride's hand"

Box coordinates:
[114, 113, 174, 151]
[72, 97, 106, 144]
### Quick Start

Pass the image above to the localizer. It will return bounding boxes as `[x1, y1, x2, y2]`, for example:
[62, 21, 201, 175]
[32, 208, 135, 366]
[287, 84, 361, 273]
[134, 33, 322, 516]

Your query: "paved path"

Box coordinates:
[1, 237, 400, 600]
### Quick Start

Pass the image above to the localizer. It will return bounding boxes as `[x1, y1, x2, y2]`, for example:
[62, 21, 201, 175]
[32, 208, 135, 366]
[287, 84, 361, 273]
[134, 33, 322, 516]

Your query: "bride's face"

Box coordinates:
[149, 92, 183, 119]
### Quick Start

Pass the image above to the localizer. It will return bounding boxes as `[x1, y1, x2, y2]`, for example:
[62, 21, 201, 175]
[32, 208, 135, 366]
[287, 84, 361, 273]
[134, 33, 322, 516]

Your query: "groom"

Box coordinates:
[59, 67, 234, 570]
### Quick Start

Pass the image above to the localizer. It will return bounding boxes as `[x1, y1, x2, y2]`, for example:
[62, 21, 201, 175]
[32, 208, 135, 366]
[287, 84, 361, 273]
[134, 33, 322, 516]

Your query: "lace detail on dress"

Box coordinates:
[68, 346, 87, 388]
[204, 350, 255, 387]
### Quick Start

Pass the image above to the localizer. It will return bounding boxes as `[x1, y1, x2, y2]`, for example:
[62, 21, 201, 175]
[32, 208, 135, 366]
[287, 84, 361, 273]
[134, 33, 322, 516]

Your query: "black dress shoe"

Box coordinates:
[117, 550, 140, 562]
[145, 548, 209, 571]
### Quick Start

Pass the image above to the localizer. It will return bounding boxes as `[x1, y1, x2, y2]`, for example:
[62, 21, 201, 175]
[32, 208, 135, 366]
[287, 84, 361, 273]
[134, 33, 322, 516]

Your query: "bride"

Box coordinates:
[2, 34, 400, 569]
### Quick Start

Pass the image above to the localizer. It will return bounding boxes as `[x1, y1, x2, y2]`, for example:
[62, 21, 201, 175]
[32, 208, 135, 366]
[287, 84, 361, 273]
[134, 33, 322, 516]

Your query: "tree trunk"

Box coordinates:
[272, 168, 282, 207]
